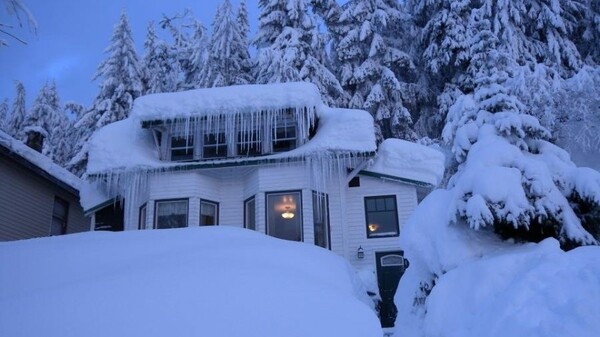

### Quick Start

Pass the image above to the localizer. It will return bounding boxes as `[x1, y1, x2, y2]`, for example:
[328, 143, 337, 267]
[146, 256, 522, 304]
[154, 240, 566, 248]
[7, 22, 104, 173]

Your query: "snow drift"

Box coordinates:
[394, 190, 600, 337]
[0, 227, 381, 337]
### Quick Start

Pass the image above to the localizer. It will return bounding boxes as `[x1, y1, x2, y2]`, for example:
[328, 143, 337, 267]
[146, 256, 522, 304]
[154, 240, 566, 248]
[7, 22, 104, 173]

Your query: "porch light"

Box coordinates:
[357, 246, 365, 259]
[281, 206, 295, 219]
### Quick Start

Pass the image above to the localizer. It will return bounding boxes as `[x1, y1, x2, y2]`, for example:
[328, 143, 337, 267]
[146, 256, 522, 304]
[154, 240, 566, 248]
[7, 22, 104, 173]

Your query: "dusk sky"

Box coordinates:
[1, 0, 259, 107]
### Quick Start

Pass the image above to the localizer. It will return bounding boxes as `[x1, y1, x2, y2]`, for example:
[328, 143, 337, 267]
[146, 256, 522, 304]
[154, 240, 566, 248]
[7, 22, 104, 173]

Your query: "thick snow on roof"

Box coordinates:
[131, 82, 323, 121]
[0, 227, 381, 337]
[87, 107, 376, 174]
[0, 130, 82, 191]
[366, 139, 445, 186]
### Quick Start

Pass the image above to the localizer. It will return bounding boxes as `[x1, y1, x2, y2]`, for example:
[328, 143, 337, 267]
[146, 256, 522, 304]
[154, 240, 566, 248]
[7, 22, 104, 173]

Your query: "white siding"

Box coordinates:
[342, 175, 417, 271]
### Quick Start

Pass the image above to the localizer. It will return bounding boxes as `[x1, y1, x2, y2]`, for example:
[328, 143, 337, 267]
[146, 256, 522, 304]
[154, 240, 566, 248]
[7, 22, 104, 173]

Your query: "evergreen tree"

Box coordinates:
[0, 98, 8, 132]
[21, 81, 71, 164]
[68, 11, 141, 175]
[442, 16, 599, 248]
[184, 20, 210, 89]
[141, 22, 177, 94]
[235, 0, 253, 84]
[254, 0, 343, 106]
[335, 0, 417, 141]
[7, 80, 26, 138]
[203, 0, 252, 87]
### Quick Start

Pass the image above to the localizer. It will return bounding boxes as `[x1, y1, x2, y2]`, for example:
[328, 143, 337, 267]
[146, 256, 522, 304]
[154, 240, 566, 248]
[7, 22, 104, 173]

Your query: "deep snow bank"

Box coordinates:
[0, 227, 381, 337]
[395, 190, 600, 337]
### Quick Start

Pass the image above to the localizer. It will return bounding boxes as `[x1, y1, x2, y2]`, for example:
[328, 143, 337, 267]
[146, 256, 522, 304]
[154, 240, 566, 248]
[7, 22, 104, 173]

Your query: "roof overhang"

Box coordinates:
[358, 170, 434, 188]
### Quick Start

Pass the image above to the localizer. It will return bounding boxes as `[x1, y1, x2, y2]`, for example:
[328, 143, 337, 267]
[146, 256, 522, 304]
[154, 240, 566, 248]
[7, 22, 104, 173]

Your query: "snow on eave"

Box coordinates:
[0, 130, 82, 192]
[366, 139, 446, 187]
[86, 106, 376, 176]
[131, 82, 324, 122]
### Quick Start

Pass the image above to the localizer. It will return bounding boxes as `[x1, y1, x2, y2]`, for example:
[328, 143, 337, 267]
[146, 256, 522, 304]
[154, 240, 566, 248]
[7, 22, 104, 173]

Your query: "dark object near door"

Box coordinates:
[376, 251, 408, 328]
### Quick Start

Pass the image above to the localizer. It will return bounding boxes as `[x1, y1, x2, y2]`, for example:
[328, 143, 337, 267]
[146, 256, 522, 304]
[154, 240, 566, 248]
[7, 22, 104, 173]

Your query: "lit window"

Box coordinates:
[244, 197, 256, 230]
[203, 133, 227, 158]
[171, 136, 194, 161]
[51, 197, 69, 235]
[266, 191, 302, 241]
[365, 196, 399, 238]
[237, 131, 262, 156]
[200, 200, 219, 226]
[155, 199, 188, 229]
[272, 125, 297, 152]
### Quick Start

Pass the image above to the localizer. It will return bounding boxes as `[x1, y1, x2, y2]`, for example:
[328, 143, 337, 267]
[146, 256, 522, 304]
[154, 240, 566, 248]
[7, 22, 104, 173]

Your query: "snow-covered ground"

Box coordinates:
[395, 190, 600, 337]
[0, 227, 381, 337]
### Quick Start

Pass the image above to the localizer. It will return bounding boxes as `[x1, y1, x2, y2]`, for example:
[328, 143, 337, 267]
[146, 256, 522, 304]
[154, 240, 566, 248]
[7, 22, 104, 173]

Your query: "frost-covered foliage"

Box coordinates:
[0, 98, 8, 132]
[68, 11, 142, 176]
[20, 81, 72, 165]
[6, 81, 26, 139]
[160, 11, 210, 90]
[203, 0, 252, 87]
[395, 190, 600, 337]
[140, 23, 178, 95]
[441, 21, 599, 247]
[334, 0, 417, 141]
[253, 0, 344, 106]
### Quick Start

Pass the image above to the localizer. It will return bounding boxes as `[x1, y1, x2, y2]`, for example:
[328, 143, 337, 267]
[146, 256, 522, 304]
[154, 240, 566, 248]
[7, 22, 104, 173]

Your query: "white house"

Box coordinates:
[82, 82, 444, 327]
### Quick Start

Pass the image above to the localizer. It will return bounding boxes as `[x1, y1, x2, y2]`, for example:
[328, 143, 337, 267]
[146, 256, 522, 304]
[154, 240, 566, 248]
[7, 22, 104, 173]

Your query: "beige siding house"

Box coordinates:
[0, 131, 89, 241]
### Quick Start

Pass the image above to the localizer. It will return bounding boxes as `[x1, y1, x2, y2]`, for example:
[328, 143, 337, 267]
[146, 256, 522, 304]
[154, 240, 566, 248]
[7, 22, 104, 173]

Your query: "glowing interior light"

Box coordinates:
[368, 224, 379, 232]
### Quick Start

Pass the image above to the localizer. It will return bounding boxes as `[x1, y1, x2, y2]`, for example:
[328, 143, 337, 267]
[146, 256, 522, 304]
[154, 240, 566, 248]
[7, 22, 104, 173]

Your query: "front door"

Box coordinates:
[376, 251, 406, 328]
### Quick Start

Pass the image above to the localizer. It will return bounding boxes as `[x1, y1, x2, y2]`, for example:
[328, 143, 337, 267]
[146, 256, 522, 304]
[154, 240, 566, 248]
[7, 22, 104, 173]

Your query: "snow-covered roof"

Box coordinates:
[365, 139, 446, 186]
[131, 82, 323, 122]
[87, 106, 376, 175]
[0, 130, 82, 192]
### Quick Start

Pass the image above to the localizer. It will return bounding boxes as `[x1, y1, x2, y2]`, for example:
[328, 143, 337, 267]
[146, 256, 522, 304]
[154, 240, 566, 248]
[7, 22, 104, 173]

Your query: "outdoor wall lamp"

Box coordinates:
[357, 246, 365, 259]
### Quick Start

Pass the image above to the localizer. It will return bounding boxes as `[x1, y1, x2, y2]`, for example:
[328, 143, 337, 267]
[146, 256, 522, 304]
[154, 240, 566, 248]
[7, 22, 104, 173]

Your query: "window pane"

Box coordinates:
[365, 196, 399, 238]
[171, 148, 194, 161]
[203, 145, 228, 158]
[51, 197, 68, 235]
[313, 192, 329, 249]
[245, 198, 256, 230]
[272, 125, 297, 153]
[237, 131, 262, 156]
[172, 136, 193, 147]
[156, 200, 188, 229]
[201, 201, 218, 226]
[267, 192, 302, 242]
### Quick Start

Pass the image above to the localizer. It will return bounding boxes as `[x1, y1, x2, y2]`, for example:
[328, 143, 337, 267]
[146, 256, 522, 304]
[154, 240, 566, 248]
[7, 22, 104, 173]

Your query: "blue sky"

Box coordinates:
[0, 0, 259, 108]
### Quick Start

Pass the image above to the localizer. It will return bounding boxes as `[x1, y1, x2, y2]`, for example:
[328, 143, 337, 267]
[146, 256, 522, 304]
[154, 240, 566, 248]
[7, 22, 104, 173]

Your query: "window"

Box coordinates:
[203, 133, 227, 158]
[272, 125, 297, 152]
[237, 131, 262, 156]
[171, 135, 194, 161]
[365, 195, 399, 238]
[266, 191, 302, 242]
[313, 192, 330, 249]
[155, 199, 188, 229]
[244, 197, 256, 230]
[200, 200, 219, 226]
[138, 203, 147, 230]
[51, 197, 69, 235]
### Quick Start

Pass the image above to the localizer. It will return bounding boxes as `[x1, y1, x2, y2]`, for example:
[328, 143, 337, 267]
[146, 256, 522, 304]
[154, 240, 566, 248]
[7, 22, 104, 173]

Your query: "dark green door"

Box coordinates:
[376, 251, 406, 328]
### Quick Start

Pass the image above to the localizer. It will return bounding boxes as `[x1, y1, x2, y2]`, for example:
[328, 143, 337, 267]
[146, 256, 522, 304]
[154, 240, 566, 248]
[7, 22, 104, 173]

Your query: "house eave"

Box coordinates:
[358, 170, 434, 188]
[87, 151, 377, 179]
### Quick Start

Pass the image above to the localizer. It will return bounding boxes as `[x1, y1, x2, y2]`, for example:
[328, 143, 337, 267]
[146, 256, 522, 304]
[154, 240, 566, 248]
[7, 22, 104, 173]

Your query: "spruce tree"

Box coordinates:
[68, 11, 141, 175]
[0, 98, 8, 132]
[203, 0, 252, 87]
[254, 0, 343, 106]
[141, 22, 177, 94]
[335, 0, 417, 141]
[442, 16, 599, 247]
[7, 81, 26, 139]
[21, 81, 71, 164]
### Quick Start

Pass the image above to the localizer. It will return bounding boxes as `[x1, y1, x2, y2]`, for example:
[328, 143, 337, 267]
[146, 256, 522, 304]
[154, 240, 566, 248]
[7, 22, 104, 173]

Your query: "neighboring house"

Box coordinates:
[0, 130, 89, 241]
[83, 82, 444, 327]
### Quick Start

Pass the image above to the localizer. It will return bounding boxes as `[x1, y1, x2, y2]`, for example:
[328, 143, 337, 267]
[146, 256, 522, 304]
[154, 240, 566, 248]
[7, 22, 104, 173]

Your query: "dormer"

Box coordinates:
[132, 83, 323, 162]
